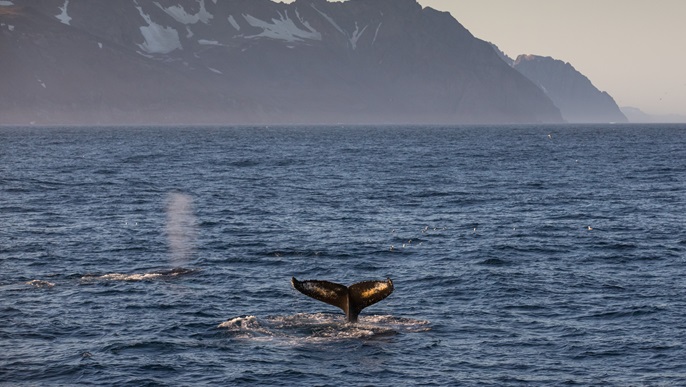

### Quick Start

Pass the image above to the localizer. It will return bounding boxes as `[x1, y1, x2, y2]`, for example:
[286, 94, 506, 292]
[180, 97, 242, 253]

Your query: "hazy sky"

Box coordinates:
[419, 0, 686, 117]
[284, 0, 686, 116]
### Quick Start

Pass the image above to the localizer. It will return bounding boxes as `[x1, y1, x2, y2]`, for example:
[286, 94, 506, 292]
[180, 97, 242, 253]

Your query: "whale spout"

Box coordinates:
[291, 277, 394, 323]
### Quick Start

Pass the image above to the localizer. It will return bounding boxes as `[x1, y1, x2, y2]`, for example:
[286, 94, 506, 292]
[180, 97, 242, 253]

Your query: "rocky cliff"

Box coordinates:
[512, 54, 627, 123]
[1, 0, 563, 125]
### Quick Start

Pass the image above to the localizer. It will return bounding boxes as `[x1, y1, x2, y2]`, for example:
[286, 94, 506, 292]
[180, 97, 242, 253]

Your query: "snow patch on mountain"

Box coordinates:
[349, 22, 367, 50]
[372, 22, 382, 45]
[56, 0, 71, 25]
[294, 8, 317, 38]
[135, 5, 182, 54]
[243, 10, 321, 43]
[198, 39, 221, 46]
[155, 0, 212, 25]
[310, 4, 366, 49]
[228, 15, 240, 31]
[311, 4, 344, 35]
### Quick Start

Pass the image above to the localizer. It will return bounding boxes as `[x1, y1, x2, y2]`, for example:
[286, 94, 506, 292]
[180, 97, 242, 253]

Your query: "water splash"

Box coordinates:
[218, 313, 430, 343]
[166, 193, 198, 267]
[80, 267, 198, 282]
[25, 279, 55, 288]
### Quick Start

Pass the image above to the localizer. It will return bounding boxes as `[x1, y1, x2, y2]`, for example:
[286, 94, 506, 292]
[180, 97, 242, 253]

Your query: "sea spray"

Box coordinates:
[165, 192, 198, 267]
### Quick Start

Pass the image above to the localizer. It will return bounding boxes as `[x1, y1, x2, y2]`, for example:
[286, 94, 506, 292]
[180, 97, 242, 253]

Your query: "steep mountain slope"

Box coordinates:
[512, 54, 627, 123]
[1, 0, 563, 125]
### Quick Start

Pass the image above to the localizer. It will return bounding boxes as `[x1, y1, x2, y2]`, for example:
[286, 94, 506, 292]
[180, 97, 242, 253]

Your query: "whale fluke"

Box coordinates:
[291, 277, 394, 323]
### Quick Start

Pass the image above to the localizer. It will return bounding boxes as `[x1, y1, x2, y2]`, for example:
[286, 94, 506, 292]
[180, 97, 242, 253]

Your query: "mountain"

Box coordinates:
[511, 54, 627, 123]
[0, 0, 563, 125]
[621, 107, 686, 123]
[0, 4, 247, 125]
[621, 107, 654, 123]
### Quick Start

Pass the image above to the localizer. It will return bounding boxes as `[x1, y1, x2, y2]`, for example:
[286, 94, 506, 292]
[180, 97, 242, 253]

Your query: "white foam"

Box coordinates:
[218, 313, 430, 343]
[135, 5, 182, 54]
[218, 316, 275, 340]
[0, 1, 14, 6]
[81, 268, 195, 282]
[198, 39, 221, 46]
[98, 273, 164, 281]
[243, 10, 321, 43]
[208, 67, 222, 74]
[98, 42, 103, 49]
[55, 0, 71, 25]
[218, 315, 260, 329]
[25, 280, 55, 288]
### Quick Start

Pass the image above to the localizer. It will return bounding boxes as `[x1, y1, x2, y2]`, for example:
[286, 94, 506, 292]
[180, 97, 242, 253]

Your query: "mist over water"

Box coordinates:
[165, 192, 198, 267]
[1, 125, 685, 385]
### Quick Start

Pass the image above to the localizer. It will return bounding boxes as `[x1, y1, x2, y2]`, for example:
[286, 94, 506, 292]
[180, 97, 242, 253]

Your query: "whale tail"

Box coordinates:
[291, 277, 394, 323]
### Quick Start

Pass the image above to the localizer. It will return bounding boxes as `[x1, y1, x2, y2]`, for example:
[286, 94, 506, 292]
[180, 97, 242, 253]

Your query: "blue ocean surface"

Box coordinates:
[1, 125, 685, 385]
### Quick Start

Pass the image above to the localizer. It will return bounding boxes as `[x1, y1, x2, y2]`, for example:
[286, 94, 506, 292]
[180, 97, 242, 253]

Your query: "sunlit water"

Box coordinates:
[1, 125, 685, 385]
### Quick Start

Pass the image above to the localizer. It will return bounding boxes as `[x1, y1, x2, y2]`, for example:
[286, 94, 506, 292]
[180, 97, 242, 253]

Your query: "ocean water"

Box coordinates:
[1, 125, 685, 386]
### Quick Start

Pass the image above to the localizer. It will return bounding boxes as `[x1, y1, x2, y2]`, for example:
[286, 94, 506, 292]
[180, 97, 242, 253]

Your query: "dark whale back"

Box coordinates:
[291, 277, 394, 323]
